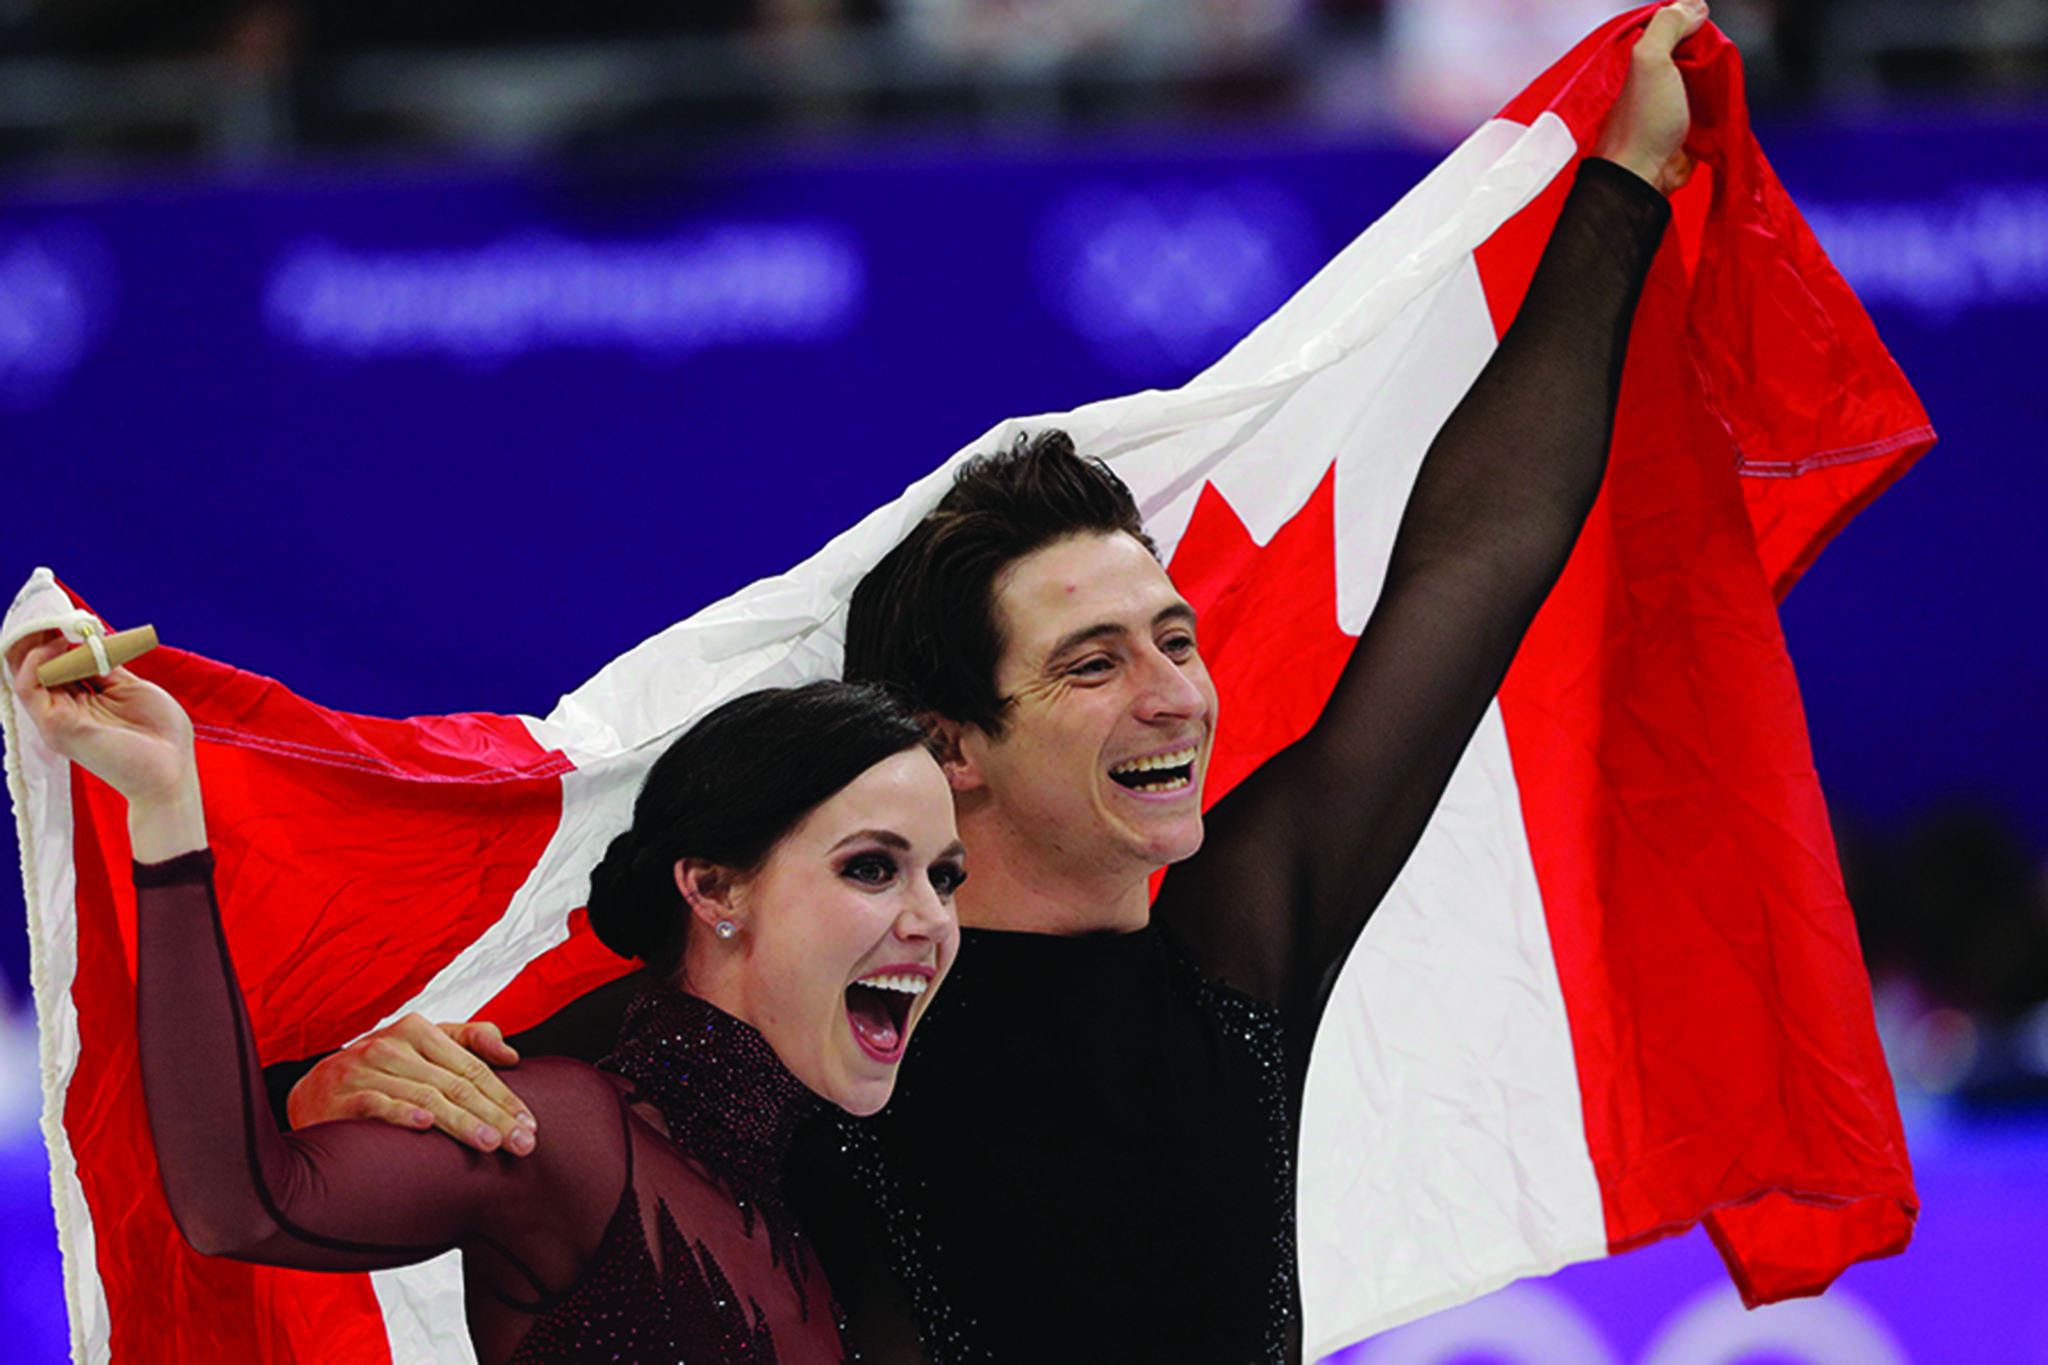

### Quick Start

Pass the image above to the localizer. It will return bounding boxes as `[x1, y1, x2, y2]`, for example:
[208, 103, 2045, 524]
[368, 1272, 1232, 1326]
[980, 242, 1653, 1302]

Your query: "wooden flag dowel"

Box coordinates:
[36, 626, 161, 687]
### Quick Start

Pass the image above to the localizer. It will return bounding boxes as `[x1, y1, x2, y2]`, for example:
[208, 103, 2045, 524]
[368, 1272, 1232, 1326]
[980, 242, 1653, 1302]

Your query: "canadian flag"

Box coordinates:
[3, 9, 1926, 1364]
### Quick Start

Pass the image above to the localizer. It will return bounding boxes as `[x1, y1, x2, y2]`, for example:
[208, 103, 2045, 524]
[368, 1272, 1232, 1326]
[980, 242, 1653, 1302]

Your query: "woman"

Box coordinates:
[8, 631, 962, 1365]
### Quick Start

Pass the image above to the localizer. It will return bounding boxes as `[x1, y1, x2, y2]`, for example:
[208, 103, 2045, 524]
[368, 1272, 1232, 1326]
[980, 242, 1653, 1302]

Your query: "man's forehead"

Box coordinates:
[994, 532, 1188, 651]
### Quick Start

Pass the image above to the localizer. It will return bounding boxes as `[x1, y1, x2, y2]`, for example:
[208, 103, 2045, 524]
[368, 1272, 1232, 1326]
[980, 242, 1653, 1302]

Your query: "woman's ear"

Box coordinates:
[675, 858, 744, 935]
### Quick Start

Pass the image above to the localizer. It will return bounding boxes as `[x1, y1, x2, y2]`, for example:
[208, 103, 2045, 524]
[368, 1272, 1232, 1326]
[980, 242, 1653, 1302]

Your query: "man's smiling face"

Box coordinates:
[958, 530, 1218, 885]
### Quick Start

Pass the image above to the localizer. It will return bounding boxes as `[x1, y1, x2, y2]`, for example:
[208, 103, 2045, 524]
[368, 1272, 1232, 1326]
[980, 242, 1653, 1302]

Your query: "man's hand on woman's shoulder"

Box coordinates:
[289, 1013, 537, 1156]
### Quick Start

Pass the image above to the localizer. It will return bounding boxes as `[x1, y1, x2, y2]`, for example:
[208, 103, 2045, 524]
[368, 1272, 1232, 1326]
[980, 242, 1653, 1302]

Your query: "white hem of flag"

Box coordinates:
[371, 1253, 475, 1365]
[3, 569, 110, 1365]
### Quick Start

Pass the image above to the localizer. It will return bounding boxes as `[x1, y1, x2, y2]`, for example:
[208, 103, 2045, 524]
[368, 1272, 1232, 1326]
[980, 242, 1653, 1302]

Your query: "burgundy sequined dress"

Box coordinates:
[135, 850, 842, 1365]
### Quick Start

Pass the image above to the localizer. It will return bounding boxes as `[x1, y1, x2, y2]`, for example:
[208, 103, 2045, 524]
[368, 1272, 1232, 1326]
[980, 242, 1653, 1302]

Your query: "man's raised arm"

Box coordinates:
[1156, 2, 1701, 1036]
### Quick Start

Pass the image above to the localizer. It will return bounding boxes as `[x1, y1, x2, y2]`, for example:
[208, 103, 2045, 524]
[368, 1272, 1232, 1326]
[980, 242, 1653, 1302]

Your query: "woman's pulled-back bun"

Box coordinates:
[586, 827, 684, 966]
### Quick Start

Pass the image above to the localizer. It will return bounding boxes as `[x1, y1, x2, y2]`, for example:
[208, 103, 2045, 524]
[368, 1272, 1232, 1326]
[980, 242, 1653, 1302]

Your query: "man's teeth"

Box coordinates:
[1110, 747, 1198, 777]
[856, 972, 929, 995]
[1109, 747, 1198, 789]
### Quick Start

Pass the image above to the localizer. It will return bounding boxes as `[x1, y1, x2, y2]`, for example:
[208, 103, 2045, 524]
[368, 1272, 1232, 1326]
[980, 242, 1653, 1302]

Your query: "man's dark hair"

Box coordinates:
[585, 680, 930, 974]
[844, 429, 1156, 735]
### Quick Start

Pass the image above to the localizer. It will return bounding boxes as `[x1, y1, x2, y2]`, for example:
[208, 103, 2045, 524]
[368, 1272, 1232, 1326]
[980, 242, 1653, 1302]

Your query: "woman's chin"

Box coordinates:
[828, 1071, 897, 1117]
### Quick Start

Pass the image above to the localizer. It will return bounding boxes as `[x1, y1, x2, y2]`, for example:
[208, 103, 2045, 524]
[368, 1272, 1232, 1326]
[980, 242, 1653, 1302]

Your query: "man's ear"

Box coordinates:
[675, 858, 744, 934]
[923, 714, 987, 794]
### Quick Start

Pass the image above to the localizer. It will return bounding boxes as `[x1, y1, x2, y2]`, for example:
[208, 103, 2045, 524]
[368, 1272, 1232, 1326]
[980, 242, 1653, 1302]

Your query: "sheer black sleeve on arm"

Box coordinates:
[1155, 158, 1671, 1032]
[135, 851, 617, 1277]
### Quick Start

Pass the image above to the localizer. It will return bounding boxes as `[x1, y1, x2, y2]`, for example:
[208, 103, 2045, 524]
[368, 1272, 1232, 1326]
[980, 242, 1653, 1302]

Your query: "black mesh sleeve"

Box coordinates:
[1155, 158, 1672, 1038]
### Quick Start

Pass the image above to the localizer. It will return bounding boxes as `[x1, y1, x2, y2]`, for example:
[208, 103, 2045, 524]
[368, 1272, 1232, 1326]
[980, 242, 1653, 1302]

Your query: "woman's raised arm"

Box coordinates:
[7, 633, 598, 1275]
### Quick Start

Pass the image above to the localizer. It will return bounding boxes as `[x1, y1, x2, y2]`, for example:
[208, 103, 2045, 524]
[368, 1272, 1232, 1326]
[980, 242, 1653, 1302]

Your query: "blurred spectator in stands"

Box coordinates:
[1377, 0, 1629, 140]
[1850, 808, 2048, 1016]
[890, 0, 1304, 67]
[9, 0, 284, 57]
[1844, 806, 2048, 1103]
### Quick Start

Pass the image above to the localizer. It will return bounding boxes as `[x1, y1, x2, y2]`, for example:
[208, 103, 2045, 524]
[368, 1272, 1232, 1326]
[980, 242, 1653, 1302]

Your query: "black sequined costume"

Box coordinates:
[137, 851, 841, 1365]
[823, 924, 1296, 1364]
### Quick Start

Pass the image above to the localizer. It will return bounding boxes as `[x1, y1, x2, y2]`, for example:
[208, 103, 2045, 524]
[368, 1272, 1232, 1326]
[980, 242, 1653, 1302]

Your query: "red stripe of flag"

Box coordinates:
[65, 639, 570, 1361]
[1485, 7, 1920, 1302]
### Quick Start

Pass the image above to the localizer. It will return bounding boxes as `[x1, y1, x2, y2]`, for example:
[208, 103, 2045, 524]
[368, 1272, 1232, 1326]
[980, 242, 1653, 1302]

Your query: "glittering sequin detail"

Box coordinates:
[501, 988, 834, 1364]
[506, 1174, 781, 1365]
[1169, 949, 1299, 1365]
[835, 1118, 985, 1362]
[841, 934, 1299, 1364]
[603, 987, 824, 1316]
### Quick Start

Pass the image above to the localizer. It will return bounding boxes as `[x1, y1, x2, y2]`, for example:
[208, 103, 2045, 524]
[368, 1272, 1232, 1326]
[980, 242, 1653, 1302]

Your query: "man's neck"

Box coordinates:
[953, 828, 1153, 936]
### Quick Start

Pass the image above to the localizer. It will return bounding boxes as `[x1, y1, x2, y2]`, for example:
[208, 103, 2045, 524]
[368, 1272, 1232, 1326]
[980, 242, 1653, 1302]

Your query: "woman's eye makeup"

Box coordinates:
[839, 852, 897, 886]
[929, 861, 967, 896]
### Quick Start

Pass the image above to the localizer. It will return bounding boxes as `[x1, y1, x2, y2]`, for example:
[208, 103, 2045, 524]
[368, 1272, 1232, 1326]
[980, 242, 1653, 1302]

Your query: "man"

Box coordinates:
[276, 7, 1704, 1358]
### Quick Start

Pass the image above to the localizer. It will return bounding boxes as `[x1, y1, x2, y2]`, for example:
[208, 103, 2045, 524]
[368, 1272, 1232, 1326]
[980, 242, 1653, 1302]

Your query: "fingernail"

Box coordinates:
[475, 1125, 501, 1150]
[411, 1108, 434, 1128]
[516, 1110, 536, 1128]
[508, 1127, 536, 1156]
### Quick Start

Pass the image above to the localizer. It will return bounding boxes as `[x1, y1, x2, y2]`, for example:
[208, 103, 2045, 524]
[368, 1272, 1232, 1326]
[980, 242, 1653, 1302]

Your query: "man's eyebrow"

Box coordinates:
[1043, 602, 1197, 664]
[829, 829, 912, 853]
[1044, 622, 1126, 662]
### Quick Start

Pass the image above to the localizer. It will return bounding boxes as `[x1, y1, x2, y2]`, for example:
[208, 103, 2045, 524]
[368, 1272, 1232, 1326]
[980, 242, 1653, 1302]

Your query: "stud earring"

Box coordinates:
[714, 920, 738, 941]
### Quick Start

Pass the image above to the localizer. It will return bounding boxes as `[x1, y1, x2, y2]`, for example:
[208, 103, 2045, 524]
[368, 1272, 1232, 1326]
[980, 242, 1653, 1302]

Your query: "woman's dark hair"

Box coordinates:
[844, 428, 1154, 736]
[585, 681, 932, 973]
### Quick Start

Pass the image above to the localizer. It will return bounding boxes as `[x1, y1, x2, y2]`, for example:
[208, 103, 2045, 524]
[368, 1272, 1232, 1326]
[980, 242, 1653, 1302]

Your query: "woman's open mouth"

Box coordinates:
[1108, 745, 1199, 795]
[845, 969, 929, 1064]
